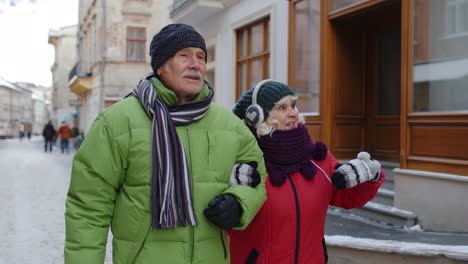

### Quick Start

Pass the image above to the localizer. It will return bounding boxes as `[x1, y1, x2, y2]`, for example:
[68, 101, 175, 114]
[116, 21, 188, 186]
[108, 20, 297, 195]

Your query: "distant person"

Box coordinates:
[71, 123, 80, 149]
[25, 126, 32, 141]
[71, 123, 79, 138]
[42, 121, 56, 152]
[19, 124, 25, 141]
[57, 121, 72, 154]
[73, 131, 84, 150]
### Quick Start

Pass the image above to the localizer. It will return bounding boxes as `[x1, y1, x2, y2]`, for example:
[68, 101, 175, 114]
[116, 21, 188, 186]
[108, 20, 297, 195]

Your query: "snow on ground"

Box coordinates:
[326, 235, 468, 261]
[0, 137, 112, 264]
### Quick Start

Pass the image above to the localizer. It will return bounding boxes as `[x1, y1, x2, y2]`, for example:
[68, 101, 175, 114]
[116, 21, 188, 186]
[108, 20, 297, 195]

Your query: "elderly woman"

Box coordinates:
[229, 79, 385, 264]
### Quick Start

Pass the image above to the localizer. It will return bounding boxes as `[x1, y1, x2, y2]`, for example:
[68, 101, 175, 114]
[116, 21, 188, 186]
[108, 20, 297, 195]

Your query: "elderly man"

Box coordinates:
[65, 24, 266, 263]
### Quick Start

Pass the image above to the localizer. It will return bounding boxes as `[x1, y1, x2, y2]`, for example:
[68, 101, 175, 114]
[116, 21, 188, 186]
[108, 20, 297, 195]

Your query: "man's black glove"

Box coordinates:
[204, 194, 242, 230]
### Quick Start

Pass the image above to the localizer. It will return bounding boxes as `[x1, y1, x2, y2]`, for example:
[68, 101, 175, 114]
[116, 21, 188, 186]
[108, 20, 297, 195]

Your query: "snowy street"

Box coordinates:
[0, 137, 111, 264]
[1, 137, 467, 264]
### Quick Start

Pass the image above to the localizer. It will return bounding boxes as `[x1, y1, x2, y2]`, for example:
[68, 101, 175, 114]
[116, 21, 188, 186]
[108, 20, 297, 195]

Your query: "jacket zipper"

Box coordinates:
[186, 125, 195, 263]
[287, 175, 300, 264]
[219, 229, 227, 259]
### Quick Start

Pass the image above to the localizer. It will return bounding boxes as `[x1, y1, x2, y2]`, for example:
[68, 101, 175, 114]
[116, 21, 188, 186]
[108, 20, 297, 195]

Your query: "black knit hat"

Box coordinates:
[233, 80, 296, 121]
[149, 23, 207, 74]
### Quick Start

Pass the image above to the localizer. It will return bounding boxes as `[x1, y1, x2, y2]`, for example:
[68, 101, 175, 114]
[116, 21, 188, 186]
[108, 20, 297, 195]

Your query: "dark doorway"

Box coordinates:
[332, 1, 401, 162]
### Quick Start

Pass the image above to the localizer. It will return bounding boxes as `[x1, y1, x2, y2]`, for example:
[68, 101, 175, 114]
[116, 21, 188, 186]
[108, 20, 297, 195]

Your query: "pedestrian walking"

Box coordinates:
[65, 23, 266, 264]
[70, 123, 79, 148]
[73, 131, 84, 150]
[57, 121, 72, 154]
[18, 124, 25, 141]
[229, 79, 386, 264]
[42, 121, 56, 152]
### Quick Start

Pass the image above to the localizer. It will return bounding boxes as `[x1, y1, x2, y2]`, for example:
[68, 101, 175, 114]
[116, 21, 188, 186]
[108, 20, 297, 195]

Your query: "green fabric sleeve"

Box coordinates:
[64, 115, 125, 264]
[223, 130, 267, 230]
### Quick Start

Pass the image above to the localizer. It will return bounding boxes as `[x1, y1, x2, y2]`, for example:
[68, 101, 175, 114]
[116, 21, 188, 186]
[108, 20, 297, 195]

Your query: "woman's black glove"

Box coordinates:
[204, 194, 242, 230]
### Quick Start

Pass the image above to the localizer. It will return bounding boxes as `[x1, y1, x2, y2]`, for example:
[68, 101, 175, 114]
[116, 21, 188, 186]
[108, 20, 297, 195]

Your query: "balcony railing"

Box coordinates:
[68, 63, 78, 82]
[68, 62, 92, 82]
[68, 62, 93, 96]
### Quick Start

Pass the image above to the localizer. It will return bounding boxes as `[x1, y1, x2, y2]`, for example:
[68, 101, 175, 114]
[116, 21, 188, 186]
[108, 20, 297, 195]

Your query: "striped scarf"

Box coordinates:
[132, 73, 214, 229]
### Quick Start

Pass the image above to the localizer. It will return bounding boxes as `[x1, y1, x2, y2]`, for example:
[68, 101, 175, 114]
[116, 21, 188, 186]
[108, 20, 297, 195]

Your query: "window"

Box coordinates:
[412, 0, 468, 112]
[206, 45, 216, 88]
[236, 17, 270, 97]
[413, 0, 419, 44]
[331, 0, 367, 11]
[126, 27, 146, 62]
[289, 0, 321, 113]
[445, 0, 468, 36]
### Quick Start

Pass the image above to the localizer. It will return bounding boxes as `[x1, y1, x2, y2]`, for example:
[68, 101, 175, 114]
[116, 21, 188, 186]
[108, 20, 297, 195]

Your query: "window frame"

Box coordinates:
[235, 17, 270, 99]
[126, 26, 146, 62]
[444, 0, 468, 38]
[288, 0, 321, 115]
[412, 0, 468, 113]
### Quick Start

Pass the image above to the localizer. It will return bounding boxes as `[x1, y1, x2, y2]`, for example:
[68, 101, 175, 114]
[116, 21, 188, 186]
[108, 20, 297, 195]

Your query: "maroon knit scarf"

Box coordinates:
[257, 124, 328, 186]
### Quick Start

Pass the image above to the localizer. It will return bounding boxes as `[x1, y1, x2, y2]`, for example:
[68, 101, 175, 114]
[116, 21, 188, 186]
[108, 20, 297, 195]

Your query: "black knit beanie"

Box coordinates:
[233, 80, 296, 121]
[149, 23, 207, 74]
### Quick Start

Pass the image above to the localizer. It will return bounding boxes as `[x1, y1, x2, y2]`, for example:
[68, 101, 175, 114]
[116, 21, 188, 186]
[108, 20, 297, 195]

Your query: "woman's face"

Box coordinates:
[268, 96, 299, 131]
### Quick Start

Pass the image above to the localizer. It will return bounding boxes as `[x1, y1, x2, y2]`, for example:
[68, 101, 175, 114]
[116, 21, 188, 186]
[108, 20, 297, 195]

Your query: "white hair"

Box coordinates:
[255, 95, 305, 136]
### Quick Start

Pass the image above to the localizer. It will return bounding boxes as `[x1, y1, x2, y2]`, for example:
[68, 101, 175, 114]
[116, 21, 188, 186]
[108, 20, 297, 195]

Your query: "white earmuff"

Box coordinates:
[244, 79, 273, 127]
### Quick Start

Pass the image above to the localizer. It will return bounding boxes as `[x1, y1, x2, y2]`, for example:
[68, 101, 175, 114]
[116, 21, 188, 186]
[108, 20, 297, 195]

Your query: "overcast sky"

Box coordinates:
[0, 0, 78, 87]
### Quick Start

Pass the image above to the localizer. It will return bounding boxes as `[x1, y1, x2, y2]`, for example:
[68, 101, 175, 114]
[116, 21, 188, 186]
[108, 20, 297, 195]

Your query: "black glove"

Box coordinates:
[204, 194, 242, 230]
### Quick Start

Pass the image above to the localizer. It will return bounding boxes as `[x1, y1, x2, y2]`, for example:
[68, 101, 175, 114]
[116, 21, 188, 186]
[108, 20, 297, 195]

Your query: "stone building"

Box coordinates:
[0, 77, 33, 138]
[69, 0, 171, 131]
[16, 82, 52, 135]
[48, 24, 79, 127]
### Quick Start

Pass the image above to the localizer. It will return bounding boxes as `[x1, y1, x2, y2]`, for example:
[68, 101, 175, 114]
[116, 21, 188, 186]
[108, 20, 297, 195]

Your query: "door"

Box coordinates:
[332, 1, 401, 162]
[365, 4, 401, 162]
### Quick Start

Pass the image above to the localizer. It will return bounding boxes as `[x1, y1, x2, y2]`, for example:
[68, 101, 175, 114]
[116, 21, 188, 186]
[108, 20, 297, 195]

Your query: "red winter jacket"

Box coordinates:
[229, 151, 385, 264]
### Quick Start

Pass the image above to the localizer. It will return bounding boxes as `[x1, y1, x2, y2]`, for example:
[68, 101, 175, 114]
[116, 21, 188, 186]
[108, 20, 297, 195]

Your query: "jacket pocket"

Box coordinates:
[207, 131, 239, 180]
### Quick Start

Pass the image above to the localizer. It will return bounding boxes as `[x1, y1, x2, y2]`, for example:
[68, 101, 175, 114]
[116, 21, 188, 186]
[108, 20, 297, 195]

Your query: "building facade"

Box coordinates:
[170, 0, 468, 232]
[16, 82, 52, 135]
[69, 0, 171, 132]
[48, 25, 79, 127]
[0, 77, 34, 138]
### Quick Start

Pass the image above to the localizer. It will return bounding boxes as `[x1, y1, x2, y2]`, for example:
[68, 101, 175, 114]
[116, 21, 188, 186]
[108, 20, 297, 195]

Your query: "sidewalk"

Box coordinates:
[325, 209, 468, 261]
[0, 137, 113, 264]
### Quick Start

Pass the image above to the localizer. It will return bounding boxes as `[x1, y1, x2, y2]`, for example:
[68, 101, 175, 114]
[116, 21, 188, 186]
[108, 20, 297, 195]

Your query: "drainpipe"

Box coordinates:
[9, 90, 12, 137]
[99, 0, 107, 112]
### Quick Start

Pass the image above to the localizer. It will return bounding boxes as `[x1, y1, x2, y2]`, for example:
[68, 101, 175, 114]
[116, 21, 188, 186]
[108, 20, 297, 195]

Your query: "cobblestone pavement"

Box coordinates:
[0, 137, 112, 264]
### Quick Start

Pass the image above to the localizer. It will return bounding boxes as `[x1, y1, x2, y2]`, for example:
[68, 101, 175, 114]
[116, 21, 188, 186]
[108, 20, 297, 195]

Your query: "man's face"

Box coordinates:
[157, 47, 207, 103]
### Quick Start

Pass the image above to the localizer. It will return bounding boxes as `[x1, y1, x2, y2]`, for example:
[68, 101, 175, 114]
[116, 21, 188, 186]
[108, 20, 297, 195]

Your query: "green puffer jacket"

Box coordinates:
[65, 86, 266, 264]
